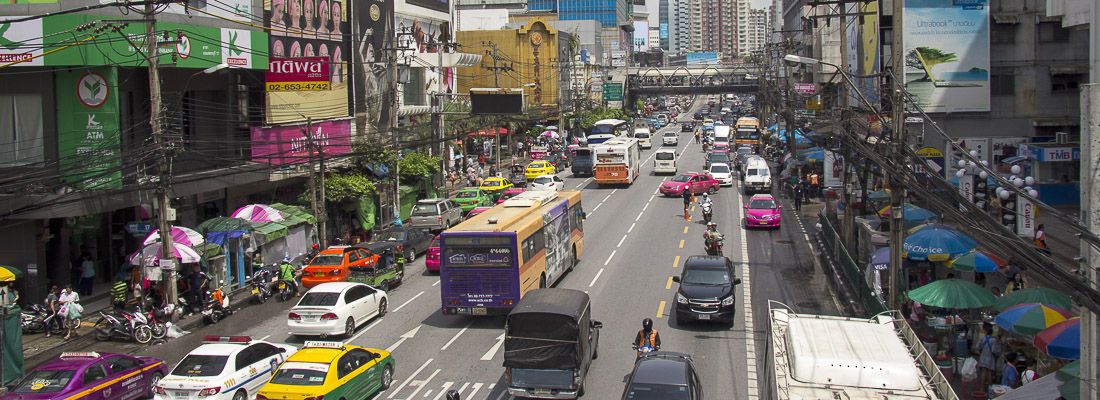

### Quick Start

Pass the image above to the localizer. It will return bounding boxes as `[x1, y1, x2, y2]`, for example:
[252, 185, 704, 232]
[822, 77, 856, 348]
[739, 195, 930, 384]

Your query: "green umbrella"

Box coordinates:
[907, 279, 995, 309]
[994, 288, 1073, 312]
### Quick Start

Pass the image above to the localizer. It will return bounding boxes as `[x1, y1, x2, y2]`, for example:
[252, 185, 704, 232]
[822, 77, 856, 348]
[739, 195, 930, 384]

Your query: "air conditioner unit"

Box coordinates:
[1055, 132, 1069, 144]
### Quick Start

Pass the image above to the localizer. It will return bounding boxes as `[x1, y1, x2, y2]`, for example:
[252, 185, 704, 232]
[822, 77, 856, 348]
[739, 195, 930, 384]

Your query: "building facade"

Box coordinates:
[457, 19, 573, 110]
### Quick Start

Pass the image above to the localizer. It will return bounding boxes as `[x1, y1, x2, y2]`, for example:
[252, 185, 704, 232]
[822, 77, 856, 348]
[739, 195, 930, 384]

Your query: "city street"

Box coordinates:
[40, 99, 839, 399]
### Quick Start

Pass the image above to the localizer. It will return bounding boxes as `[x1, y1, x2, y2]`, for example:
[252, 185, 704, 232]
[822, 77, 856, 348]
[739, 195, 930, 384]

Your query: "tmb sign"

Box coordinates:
[793, 83, 817, 95]
[266, 57, 331, 91]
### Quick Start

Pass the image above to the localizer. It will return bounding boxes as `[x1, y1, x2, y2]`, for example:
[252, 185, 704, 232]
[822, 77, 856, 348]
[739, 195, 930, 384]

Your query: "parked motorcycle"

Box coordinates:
[94, 310, 152, 344]
[251, 268, 274, 304]
[135, 303, 169, 339]
[201, 287, 232, 324]
[20, 304, 64, 334]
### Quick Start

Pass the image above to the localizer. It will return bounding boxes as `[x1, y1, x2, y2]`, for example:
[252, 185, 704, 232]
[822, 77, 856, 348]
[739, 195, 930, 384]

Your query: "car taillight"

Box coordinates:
[321, 313, 339, 320]
[438, 216, 443, 224]
[503, 368, 512, 385]
[197, 387, 221, 397]
[288, 312, 301, 320]
[153, 386, 166, 395]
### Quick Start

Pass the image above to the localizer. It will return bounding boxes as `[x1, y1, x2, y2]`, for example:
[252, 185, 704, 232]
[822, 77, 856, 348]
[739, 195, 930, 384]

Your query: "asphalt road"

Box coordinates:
[52, 97, 840, 400]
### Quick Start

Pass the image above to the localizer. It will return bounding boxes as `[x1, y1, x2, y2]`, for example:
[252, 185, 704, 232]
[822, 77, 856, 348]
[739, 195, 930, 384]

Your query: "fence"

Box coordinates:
[818, 214, 887, 315]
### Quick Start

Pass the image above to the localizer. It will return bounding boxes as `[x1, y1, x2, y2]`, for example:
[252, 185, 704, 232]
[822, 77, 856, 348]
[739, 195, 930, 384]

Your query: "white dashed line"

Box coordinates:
[628, 222, 636, 233]
[735, 183, 760, 399]
[604, 250, 617, 266]
[603, 194, 612, 202]
[432, 280, 440, 286]
[392, 291, 424, 313]
[636, 211, 644, 221]
[440, 321, 472, 351]
[589, 268, 605, 287]
[591, 203, 603, 212]
[617, 234, 628, 248]
[387, 358, 433, 399]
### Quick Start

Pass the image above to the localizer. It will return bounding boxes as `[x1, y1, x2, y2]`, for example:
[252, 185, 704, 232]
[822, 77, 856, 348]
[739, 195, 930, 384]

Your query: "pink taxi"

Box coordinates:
[743, 194, 781, 229]
[496, 188, 526, 204]
[426, 235, 441, 273]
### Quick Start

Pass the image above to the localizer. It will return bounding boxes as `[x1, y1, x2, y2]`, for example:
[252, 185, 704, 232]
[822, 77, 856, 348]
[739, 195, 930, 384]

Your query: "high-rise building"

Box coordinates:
[735, 0, 751, 57]
[699, 0, 737, 59]
[744, 8, 768, 56]
[660, 0, 691, 53]
[690, 0, 704, 51]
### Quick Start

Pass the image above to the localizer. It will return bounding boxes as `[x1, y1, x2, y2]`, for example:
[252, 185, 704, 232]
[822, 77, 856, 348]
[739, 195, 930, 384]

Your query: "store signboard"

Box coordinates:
[794, 83, 817, 95]
[266, 0, 352, 123]
[957, 173, 974, 203]
[0, 17, 43, 65]
[56, 67, 121, 189]
[267, 57, 331, 91]
[251, 119, 353, 165]
[1017, 197, 1036, 237]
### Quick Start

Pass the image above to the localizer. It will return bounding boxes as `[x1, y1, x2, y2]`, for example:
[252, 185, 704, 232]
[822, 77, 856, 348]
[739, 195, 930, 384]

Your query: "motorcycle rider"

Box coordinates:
[634, 318, 662, 357]
[278, 257, 300, 297]
[699, 193, 714, 222]
[704, 222, 724, 255]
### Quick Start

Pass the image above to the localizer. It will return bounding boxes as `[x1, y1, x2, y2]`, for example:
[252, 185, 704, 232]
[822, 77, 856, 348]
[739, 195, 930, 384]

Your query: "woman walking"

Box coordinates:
[58, 285, 83, 340]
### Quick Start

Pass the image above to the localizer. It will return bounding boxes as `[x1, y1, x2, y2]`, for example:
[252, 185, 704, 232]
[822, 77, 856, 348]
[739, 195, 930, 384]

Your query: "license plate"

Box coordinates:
[472, 307, 487, 316]
[303, 316, 319, 322]
[532, 389, 551, 395]
[251, 288, 260, 295]
[171, 391, 189, 398]
[698, 314, 711, 320]
[278, 282, 287, 289]
[760, 221, 768, 225]
[314, 272, 324, 277]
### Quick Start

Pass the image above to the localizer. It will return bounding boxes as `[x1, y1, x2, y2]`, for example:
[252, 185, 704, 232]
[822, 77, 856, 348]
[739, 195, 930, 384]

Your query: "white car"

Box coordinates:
[288, 282, 388, 338]
[663, 131, 678, 145]
[709, 162, 735, 186]
[155, 336, 297, 400]
[528, 174, 565, 191]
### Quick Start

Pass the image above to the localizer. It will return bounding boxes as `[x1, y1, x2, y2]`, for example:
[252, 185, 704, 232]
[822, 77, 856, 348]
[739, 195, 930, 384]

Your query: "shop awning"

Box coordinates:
[467, 127, 511, 138]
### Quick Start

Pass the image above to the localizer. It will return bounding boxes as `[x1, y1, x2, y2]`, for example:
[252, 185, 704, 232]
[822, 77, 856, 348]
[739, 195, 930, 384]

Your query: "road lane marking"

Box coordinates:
[642, 202, 649, 211]
[481, 333, 507, 360]
[612, 188, 619, 195]
[604, 250, 616, 266]
[683, 226, 689, 234]
[494, 390, 509, 400]
[432, 280, 440, 287]
[385, 326, 420, 352]
[440, 321, 472, 351]
[591, 203, 603, 212]
[628, 222, 636, 233]
[617, 234, 628, 248]
[673, 255, 680, 268]
[635, 211, 644, 221]
[678, 239, 684, 249]
[387, 358, 433, 398]
[574, 177, 592, 188]
[666, 276, 674, 289]
[431, 382, 455, 400]
[735, 182, 760, 399]
[457, 383, 470, 394]
[393, 291, 425, 313]
[404, 368, 440, 400]
[258, 335, 271, 341]
[348, 318, 384, 344]
[589, 268, 605, 287]
[656, 300, 666, 318]
[603, 194, 612, 202]
[649, 194, 655, 202]
[466, 383, 485, 399]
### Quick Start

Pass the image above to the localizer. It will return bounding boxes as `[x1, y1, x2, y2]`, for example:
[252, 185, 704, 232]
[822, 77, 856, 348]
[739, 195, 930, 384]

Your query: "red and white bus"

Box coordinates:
[592, 137, 640, 185]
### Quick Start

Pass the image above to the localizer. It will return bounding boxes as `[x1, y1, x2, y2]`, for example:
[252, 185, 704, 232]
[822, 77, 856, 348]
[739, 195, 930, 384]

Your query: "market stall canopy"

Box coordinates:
[197, 217, 253, 246]
[0, 265, 23, 282]
[994, 303, 1072, 336]
[142, 225, 205, 247]
[907, 279, 994, 309]
[467, 127, 511, 138]
[128, 242, 202, 266]
[231, 204, 285, 222]
[252, 221, 290, 243]
[268, 203, 317, 227]
[879, 204, 939, 229]
[948, 249, 1002, 273]
[1034, 317, 1080, 360]
[997, 360, 1080, 400]
[994, 288, 1073, 312]
[903, 224, 977, 262]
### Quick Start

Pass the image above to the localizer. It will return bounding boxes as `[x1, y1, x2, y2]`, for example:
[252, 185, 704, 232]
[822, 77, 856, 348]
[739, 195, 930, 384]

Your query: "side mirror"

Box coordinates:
[592, 321, 604, 329]
[672, 276, 681, 283]
[734, 278, 743, 285]
[743, 205, 748, 209]
[778, 205, 783, 210]
[279, 347, 287, 353]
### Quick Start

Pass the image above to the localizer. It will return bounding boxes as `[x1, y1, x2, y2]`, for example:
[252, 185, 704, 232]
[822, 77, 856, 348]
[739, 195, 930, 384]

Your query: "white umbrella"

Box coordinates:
[231, 204, 285, 222]
[142, 226, 205, 247]
[129, 242, 202, 266]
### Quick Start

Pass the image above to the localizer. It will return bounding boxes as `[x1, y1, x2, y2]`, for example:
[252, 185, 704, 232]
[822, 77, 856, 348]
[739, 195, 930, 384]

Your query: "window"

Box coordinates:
[1051, 73, 1084, 92]
[991, 71, 1015, 96]
[348, 251, 360, 262]
[344, 287, 363, 304]
[521, 228, 546, 264]
[990, 23, 1015, 44]
[82, 364, 108, 385]
[1039, 22, 1071, 43]
[106, 356, 142, 374]
[171, 355, 228, 376]
[336, 349, 373, 378]
[0, 94, 44, 166]
[251, 343, 281, 361]
[235, 347, 257, 370]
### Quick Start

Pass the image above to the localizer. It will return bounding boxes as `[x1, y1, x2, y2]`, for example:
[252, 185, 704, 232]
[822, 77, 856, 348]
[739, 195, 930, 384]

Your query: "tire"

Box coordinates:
[708, 186, 718, 194]
[232, 390, 247, 400]
[279, 286, 292, 302]
[344, 317, 356, 337]
[133, 325, 153, 344]
[377, 299, 388, 317]
[209, 310, 220, 324]
[149, 372, 163, 397]
[94, 320, 111, 341]
[380, 365, 394, 390]
[406, 248, 416, 262]
[569, 245, 578, 272]
[150, 322, 167, 339]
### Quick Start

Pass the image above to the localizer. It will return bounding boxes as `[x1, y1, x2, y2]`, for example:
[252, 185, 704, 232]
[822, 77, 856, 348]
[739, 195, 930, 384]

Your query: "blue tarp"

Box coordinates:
[206, 230, 248, 246]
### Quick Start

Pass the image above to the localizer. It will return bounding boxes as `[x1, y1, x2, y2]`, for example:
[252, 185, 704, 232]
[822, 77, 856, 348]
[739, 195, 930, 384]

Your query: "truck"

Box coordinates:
[504, 289, 602, 399]
[570, 148, 594, 177]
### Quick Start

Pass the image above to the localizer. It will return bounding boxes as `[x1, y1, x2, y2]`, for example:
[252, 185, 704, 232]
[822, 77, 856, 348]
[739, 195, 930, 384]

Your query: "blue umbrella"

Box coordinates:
[869, 247, 890, 271]
[799, 148, 824, 162]
[903, 224, 977, 262]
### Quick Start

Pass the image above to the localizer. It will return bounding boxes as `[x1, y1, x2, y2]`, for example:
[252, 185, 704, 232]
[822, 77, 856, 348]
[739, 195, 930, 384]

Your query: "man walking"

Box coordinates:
[793, 182, 804, 211]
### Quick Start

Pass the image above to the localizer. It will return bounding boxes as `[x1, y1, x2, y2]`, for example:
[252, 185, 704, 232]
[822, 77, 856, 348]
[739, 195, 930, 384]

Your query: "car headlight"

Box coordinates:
[721, 296, 735, 306]
[676, 293, 688, 304]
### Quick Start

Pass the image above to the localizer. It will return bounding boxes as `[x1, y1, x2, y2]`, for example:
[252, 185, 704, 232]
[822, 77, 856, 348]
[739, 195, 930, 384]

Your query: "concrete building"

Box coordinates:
[700, 0, 738, 60]
[649, 27, 662, 49]
[690, 0, 705, 51]
[658, 0, 692, 53]
[457, 19, 574, 110]
[736, 0, 751, 58]
[744, 8, 768, 57]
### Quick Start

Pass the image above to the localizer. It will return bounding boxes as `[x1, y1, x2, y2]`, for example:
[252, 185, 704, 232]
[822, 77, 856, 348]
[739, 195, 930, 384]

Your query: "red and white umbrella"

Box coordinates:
[142, 225, 205, 247]
[128, 242, 202, 266]
[231, 204, 284, 222]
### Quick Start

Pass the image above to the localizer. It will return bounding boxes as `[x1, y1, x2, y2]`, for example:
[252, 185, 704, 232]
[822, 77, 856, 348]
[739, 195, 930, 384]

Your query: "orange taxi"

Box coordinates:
[301, 246, 380, 289]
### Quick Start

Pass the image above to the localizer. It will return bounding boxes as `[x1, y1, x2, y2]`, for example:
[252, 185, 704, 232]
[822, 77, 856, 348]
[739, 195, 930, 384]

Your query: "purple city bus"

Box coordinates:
[439, 233, 520, 315]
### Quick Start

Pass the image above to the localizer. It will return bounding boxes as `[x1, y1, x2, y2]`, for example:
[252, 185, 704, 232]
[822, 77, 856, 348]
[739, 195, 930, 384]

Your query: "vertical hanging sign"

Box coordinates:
[1017, 196, 1036, 237]
[56, 67, 121, 189]
[958, 174, 974, 204]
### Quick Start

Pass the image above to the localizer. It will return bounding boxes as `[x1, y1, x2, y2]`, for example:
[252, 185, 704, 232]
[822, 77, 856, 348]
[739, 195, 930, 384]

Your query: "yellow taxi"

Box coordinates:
[525, 160, 556, 180]
[255, 341, 394, 400]
[479, 176, 515, 201]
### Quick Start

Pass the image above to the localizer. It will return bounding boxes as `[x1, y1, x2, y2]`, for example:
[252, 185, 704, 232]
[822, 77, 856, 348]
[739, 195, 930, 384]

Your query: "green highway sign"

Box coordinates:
[603, 82, 623, 102]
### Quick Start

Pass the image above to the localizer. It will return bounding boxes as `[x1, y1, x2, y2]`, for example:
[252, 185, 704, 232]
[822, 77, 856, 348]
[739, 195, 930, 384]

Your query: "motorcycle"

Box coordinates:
[633, 344, 659, 359]
[276, 264, 302, 302]
[20, 304, 64, 334]
[135, 303, 170, 339]
[704, 234, 724, 256]
[94, 310, 152, 344]
[202, 288, 232, 324]
[701, 203, 713, 223]
[251, 268, 274, 304]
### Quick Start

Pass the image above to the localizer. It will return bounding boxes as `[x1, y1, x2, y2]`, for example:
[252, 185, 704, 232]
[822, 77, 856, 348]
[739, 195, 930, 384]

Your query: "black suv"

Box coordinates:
[621, 352, 703, 400]
[680, 122, 694, 132]
[673, 256, 741, 326]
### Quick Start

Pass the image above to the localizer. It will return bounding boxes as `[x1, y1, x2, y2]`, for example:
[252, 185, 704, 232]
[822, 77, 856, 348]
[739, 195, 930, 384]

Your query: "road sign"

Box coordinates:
[603, 83, 623, 102]
[793, 83, 817, 95]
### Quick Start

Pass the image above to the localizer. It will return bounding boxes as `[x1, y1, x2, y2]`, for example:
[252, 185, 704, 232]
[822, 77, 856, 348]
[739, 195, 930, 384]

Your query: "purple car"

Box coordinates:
[2, 352, 167, 400]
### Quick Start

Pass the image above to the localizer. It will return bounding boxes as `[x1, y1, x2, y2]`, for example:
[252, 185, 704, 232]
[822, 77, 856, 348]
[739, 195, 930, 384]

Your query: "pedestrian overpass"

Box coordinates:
[626, 65, 761, 95]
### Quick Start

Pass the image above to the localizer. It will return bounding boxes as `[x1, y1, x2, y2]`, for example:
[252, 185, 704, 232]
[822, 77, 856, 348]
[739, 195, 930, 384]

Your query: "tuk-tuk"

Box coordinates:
[348, 241, 405, 290]
[509, 164, 527, 187]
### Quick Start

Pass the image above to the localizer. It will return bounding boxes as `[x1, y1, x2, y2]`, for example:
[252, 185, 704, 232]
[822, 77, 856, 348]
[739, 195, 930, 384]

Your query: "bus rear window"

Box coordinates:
[443, 247, 514, 267]
[597, 154, 625, 163]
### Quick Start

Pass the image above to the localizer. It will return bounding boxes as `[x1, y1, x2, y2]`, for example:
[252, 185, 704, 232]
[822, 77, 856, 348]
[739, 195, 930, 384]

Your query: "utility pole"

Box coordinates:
[838, 1, 857, 251]
[1081, 1, 1099, 395]
[887, 0, 905, 310]
[304, 118, 327, 247]
[483, 41, 512, 88]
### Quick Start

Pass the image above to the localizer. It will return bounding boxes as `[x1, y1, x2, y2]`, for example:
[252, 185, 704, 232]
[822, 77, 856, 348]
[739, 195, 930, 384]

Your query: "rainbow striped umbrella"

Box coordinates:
[1035, 318, 1081, 360]
[948, 249, 1003, 273]
[994, 303, 1072, 336]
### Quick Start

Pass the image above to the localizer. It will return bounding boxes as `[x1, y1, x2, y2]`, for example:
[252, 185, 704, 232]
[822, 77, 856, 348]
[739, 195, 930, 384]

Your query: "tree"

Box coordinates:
[300, 172, 376, 204]
[398, 151, 442, 181]
[580, 108, 629, 128]
[905, 47, 958, 82]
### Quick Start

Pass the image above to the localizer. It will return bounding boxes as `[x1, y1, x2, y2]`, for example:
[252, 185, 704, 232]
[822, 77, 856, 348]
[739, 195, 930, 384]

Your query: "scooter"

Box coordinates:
[701, 203, 713, 223]
[251, 268, 274, 304]
[201, 288, 232, 324]
[20, 304, 61, 334]
[705, 235, 724, 256]
[135, 303, 169, 339]
[94, 310, 152, 344]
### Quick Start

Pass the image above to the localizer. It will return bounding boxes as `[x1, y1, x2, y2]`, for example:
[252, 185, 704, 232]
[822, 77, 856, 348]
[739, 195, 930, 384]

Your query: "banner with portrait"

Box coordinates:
[265, 0, 351, 124]
[353, 0, 394, 133]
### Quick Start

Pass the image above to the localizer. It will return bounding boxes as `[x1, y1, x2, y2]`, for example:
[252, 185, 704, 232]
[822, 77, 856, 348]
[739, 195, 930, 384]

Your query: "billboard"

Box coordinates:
[56, 67, 121, 189]
[856, 1, 880, 107]
[266, 0, 351, 123]
[266, 57, 331, 91]
[407, 0, 449, 13]
[353, 0, 394, 133]
[0, 17, 43, 65]
[250, 119, 353, 165]
[903, 0, 990, 112]
[686, 52, 718, 65]
[633, 21, 649, 51]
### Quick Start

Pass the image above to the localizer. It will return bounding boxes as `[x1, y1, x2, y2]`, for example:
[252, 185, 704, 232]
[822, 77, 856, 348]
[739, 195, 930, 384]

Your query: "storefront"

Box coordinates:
[1020, 143, 1080, 206]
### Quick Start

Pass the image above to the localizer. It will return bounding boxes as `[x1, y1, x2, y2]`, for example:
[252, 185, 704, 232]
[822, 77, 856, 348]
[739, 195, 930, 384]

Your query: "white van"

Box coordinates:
[742, 156, 771, 194]
[632, 127, 653, 149]
[654, 149, 677, 175]
[713, 125, 731, 147]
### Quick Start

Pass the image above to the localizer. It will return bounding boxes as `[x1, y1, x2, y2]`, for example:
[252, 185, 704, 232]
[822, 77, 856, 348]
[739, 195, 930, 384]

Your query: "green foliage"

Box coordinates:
[298, 172, 376, 203]
[635, 99, 645, 113]
[398, 151, 441, 180]
[354, 144, 396, 171]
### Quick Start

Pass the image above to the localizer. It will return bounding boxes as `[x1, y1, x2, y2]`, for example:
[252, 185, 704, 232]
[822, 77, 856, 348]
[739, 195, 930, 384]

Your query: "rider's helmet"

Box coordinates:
[707, 222, 718, 229]
[282, 256, 291, 263]
[446, 390, 460, 400]
[702, 193, 709, 200]
[642, 318, 654, 333]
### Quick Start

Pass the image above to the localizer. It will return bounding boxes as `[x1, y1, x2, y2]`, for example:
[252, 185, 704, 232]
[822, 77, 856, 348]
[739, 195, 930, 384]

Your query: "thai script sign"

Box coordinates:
[266, 57, 331, 91]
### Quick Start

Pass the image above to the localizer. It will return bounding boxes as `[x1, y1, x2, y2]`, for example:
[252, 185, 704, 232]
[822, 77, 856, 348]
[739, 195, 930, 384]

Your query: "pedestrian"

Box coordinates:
[188, 264, 209, 314]
[44, 285, 60, 337]
[793, 183, 804, 211]
[1020, 359, 1038, 385]
[809, 172, 820, 198]
[110, 273, 129, 311]
[79, 253, 95, 296]
[1006, 273, 1026, 294]
[58, 284, 82, 340]
[1034, 224, 1050, 255]
[1001, 352, 1020, 388]
[976, 324, 1000, 388]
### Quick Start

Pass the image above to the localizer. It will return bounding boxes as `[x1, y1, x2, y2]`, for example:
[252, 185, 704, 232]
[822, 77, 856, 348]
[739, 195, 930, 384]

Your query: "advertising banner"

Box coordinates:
[55, 67, 121, 189]
[352, 0, 394, 131]
[917, 146, 945, 175]
[1017, 197, 1036, 238]
[0, 17, 43, 65]
[856, 1, 880, 107]
[823, 151, 843, 188]
[903, 0, 990, 112]
[686, 52, 718, 65]
[793, 83, 817, 95]
[250, 119, 353, 165]
[266, 0, 351, 123]
[407, 0, 449, 13]
[267, 57, 331, 91]
[957, 173, 974, 204]
[633, 21, 649, 51]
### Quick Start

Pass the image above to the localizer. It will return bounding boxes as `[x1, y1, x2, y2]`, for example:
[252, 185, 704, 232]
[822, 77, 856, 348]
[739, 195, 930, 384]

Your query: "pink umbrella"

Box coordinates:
[142, 225, 205, 247]
[128, 242, 202, 266]
[231, 204, 285, 222]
